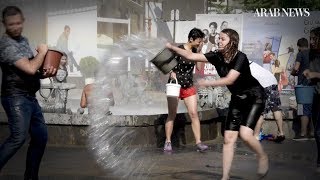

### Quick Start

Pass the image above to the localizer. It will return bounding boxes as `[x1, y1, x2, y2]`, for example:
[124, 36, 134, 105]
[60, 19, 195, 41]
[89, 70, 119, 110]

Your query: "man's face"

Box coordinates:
[3, 14, 24, 38]
[310, 32, 319, 50]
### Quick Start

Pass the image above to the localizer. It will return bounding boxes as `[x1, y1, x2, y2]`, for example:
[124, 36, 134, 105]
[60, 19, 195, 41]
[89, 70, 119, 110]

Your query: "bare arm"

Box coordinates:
[291, 61, 300, 76]
[196, 62, 205, 71]
[303, 69, 320, 79]
[80, 88, 87, 108]
[198, 69, 240, 87]
[14, 44, 47, 75]
[166, 43, 208, 62]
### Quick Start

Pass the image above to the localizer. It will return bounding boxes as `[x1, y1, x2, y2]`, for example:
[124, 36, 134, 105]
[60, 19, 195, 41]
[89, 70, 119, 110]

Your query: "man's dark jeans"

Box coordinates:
[0, 95, 48, 180]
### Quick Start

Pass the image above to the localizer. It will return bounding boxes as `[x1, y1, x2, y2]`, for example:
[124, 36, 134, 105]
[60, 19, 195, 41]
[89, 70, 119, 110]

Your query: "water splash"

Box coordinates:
[88, 33, 167, 179]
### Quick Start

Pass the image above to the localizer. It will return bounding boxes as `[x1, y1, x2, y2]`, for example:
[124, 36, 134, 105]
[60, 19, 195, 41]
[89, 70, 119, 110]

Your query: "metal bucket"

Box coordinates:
[150, 48, 178, 74]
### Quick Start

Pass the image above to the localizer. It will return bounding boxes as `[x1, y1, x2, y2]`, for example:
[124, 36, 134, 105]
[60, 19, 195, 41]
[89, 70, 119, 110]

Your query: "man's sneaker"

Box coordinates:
[293, 135, 308, 141]
[196, 142, 208, 152]
[163, 142, 172, 152]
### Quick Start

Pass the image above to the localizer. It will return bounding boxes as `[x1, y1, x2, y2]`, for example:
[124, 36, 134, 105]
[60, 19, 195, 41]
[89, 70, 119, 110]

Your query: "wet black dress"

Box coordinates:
[204, 51, 265, 131]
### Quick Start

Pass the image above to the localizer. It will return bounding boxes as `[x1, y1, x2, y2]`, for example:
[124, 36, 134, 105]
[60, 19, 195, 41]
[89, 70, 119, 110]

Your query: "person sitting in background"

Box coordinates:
[80, 78, 114, 114]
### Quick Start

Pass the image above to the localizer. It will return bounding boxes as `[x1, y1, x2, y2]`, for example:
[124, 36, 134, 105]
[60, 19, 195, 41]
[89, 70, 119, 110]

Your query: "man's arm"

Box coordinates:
[303, 69, 320, 79]
[14, 44, 57, 77]
[291, 52, 302, 76]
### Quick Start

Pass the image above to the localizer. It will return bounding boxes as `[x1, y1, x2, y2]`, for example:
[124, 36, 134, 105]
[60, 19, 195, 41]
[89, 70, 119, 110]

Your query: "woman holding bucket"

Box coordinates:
[163, 28, 208, 153]
[166, 28, 268, 180]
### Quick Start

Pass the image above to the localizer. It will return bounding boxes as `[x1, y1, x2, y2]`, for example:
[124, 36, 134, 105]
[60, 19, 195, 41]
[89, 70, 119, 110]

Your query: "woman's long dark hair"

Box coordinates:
[220, 28, 239, 63]
[310, 27, 320, 61]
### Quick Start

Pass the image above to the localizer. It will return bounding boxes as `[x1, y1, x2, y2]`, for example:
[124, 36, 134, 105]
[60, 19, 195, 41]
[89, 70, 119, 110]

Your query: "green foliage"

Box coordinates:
[79, 56, 100, 78]
[241, 0, 274, 12]
[207, 0, 235, 14]
[207, 0, 320, 13]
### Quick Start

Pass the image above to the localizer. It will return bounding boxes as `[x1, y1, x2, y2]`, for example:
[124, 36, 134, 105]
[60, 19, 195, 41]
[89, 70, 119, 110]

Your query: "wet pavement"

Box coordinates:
[0, 138, 319, 180]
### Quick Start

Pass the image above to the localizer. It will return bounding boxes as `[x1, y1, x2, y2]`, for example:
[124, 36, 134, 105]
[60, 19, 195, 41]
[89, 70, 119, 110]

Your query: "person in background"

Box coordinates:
[303, 26, 320, 173]
[53, 52, 68, 83]
[0, 6, 56, 179]
[208, 21, 219, 50]
[292, 38, 313, 140]
[272, 58, 282, 82]
[250, 61, 285, 143]
[163, 28, 208, 153]
[202, 28, 214, 53]
[56, 25, 80, 73]
[166, 28, 268, 180]
[80, 78, 114, 114]
[220, 21, 228, 32]
[263, 42, 273, 72]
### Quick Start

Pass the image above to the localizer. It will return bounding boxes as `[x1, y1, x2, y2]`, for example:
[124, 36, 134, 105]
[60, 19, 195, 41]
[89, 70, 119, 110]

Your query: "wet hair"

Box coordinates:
[220, 28, 239, 63]
[188, 28, 205, 41]
[297, 38, 308, 48]
[209, 22, 217, 29]
[2, 6, 24, 23]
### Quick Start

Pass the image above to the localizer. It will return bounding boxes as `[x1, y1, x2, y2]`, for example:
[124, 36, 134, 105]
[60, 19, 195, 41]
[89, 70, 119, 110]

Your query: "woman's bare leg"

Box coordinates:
[253, 115, 264, 139]
[221, 130, 239, 180]
[165, 97, 179, 143]
[184, 95, 201, 144]
[239, 126, 268, 176]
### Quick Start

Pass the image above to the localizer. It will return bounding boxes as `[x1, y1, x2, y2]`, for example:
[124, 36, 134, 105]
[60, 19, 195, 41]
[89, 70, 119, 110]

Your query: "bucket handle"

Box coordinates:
[169, 77, 178, 84]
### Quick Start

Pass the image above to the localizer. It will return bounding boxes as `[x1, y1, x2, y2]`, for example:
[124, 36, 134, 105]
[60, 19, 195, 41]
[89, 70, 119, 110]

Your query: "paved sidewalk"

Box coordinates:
[0, 139, 319, 180]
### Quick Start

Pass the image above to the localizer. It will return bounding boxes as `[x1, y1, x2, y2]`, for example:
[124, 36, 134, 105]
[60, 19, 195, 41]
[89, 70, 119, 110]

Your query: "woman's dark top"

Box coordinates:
[204, 51, 262, 95]
[170, 45, 197, 88]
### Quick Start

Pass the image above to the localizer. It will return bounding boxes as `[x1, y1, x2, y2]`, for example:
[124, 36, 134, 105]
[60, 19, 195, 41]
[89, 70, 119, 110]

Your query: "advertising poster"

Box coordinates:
[242, 13, 307, 90]
[196, 14, 243, 77]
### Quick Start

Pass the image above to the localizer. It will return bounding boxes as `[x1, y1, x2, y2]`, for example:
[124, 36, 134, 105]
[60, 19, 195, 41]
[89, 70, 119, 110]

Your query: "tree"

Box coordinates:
[79, 56, 100, 78]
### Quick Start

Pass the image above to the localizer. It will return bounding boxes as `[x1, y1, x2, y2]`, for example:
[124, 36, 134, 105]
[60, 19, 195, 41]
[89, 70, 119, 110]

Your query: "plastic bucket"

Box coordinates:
[41, 49, 63, 77]
[150, 48, 178, 74]
[166, 78, 181, 97]
[294, 85, 315, 104]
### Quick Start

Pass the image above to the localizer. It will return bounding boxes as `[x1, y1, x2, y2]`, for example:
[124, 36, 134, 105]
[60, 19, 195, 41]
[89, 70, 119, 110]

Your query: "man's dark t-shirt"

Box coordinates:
[295, 49, 310, 85]
[0, 34, 41, 96]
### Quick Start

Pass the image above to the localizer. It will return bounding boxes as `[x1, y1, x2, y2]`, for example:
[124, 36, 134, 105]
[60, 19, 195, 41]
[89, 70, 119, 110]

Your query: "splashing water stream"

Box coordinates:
[88, 34, 167, 179]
